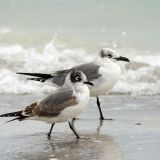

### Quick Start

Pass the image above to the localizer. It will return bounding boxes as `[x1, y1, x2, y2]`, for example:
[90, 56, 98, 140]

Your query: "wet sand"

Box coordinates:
[0, 94, 160, 160]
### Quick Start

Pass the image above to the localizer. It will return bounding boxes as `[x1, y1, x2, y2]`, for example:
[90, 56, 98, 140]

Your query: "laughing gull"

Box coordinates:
[17, 48, 130, 120]
[0, 70, 94, 139]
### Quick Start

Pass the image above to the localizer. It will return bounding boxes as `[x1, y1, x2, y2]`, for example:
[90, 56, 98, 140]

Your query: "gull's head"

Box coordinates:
[99, 48, 130, 63]
[70, 70, 94, 86]
[65, 70, 94, 87]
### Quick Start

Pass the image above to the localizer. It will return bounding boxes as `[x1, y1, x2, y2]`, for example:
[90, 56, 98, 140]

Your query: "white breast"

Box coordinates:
[90, 62, 121, 96]
[59, 84, 90, 121]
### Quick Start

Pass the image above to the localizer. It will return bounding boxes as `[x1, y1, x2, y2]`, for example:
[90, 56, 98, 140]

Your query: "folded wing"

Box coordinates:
[24, 88, 78, 117]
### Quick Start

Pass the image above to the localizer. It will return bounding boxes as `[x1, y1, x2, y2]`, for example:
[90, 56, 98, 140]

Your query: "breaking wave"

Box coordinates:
[0, 39, 160, 95]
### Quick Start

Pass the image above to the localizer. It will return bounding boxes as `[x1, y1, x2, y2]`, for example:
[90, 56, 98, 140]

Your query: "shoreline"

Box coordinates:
[0, 94, 160, 160]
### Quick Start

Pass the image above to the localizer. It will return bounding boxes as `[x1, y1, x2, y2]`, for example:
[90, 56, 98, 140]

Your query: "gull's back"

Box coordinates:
[49, 62, 101, 86]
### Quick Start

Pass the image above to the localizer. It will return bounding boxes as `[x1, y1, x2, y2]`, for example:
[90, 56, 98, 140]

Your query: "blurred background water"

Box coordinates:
[0, 0, 160, 95]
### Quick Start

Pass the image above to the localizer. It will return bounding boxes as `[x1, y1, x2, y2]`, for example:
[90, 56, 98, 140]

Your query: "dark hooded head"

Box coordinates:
[69, 70, 94, 86]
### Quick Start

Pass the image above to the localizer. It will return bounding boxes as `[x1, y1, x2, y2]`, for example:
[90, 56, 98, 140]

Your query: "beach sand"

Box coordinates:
[0, 94, 160, 160]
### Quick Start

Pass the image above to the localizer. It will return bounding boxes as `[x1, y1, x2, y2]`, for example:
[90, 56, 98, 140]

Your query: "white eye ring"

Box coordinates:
[75, 77, 80, 81]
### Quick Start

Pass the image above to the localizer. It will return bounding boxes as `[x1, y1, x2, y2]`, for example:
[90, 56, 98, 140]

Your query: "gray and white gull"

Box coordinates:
[0, 70, 93, 139]
[17, 48, 130, 120]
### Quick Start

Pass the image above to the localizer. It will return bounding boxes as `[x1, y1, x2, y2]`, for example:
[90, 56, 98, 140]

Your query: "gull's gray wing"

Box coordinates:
[24, 87, 78, 117]
[73, 62, 101, 81]
[50, 62, 101, 86]
[18, 62, 102, 86]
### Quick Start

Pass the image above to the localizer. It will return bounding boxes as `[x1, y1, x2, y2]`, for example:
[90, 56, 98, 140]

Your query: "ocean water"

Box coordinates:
[0, 0, 160, 95]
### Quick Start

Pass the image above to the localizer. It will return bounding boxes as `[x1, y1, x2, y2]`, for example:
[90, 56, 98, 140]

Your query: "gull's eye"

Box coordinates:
[75, 76, 82, 81]
[107, 54, 112, 58]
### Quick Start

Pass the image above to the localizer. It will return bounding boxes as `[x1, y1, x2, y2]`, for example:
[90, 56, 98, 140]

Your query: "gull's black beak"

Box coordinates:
[114, 56, 130, 62]
[84, 81, 94, 86]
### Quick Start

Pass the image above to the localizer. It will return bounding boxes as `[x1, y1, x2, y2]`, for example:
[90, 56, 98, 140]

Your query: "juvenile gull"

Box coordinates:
[0, 70, 94, 139]
[17, 48, 130, 120]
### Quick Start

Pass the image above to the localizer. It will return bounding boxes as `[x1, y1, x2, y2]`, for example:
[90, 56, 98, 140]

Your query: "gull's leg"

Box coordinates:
[68, 121, 81, 139]
[47, 123, 55, 139]
[96, 97, 113, 120]
[96, 96, 104, 120]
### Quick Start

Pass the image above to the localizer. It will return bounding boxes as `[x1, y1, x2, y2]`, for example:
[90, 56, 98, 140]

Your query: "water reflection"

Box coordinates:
[48, 133, 121, 160]
[0, 132, 122, 160]
[96, 120, 104, 134]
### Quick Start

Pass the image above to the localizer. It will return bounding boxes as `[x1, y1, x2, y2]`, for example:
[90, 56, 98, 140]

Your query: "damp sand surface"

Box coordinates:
[0, 94, 160, 160]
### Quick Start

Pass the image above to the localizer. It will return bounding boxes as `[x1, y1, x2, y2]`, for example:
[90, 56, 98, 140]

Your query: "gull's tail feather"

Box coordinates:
[0, 111, 27, 123]
[16, 72, 52, 78]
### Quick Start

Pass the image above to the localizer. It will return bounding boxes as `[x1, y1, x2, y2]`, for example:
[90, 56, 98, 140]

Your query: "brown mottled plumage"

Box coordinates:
[23, 96, 77, 117]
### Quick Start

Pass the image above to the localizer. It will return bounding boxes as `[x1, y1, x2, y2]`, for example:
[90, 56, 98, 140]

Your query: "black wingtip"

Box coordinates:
[0, 111, 27, 124]
[17, 72, 52, 78]
[4, 116, 27, 124]
[0, 111, 23, 117]
[27, 77, 47, 82]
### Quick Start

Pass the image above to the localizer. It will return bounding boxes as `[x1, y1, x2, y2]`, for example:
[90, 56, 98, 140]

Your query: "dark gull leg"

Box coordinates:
[68, 121, 81, 139]
[96, 96, 104, 120]
[47, 123, 55, 139]
[96, 96, 113, 120]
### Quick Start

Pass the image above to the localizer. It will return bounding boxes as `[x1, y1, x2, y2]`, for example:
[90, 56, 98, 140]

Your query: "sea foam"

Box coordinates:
[0, 40, 160, 95]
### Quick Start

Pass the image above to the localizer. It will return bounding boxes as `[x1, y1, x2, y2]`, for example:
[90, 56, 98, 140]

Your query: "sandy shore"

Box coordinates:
[0, 94, 160, 160]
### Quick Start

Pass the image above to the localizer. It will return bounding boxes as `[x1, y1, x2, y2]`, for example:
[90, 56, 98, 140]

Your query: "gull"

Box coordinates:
[17, 48, 130, 120]
[0, 70, 94, 139]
